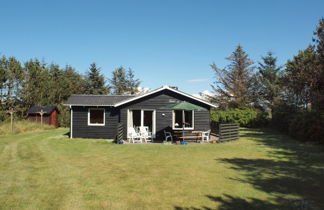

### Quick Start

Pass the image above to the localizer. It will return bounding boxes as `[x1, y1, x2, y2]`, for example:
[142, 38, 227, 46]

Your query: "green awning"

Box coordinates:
[161, 101, 207, 111]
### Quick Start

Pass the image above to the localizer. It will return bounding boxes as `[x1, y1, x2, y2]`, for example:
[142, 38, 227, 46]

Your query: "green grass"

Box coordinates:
[0, 128, 323, 209]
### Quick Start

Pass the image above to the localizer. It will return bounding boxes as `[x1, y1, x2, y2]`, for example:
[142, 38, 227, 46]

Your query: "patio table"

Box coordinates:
[175, 131, 203, 142]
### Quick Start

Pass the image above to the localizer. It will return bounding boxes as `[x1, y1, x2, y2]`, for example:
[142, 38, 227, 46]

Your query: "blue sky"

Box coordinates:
[0, 0, 323, 94]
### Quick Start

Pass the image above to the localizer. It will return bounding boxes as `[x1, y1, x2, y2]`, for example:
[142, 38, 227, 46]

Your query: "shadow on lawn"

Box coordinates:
[175, 128, 324, 210]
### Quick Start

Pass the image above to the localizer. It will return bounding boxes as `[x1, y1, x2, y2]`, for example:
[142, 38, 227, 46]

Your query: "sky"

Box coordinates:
[0, 0, 323, 95]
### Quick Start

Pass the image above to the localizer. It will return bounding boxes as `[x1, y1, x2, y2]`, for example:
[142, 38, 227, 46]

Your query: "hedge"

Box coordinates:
[272, 104, 324, 143]
[210, 108, 271, 128]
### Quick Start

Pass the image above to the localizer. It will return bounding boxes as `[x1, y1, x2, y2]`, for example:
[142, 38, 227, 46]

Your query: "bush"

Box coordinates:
[288, 112, 324, 143]
[0, 110, 11, 122]
[211, 108, 271, 127]
[57, 105, 70, 127]
[271, 104, 298, 132]
[272, 104, 324, 143]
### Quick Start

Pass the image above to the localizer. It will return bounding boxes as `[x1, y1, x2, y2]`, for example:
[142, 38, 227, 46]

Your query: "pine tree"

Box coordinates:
[0, 56, 24, 111]
[110, 67, 127, 95]
[110, 67, 140, 95]
[20, 59, 50, 109]
[256, 52, 282, 110]
[126, 69, 140, 95]
[283, 46, 318, 108]
[210, 45, 255, 109]
[0, 56, 8, 106]
[313, 18, 324, 111]
[85, 63, 109, 95]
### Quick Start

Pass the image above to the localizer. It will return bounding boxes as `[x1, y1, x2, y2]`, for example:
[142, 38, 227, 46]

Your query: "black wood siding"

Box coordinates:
[119, 89, 211, 140]
[71, 106, 119, 139]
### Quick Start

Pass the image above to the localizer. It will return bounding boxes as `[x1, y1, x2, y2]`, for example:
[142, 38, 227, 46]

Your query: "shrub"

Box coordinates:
[57, 105, 70, 127]
[272, 104, 324, 143]
[211, 108, 271, 127]
[271, 104, 298, 133]
[288, 111, 324, 143]
[0, 110, 11, 122]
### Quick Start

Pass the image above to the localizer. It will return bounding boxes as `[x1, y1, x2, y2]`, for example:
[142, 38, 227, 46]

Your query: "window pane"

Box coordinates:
[90, 109, 104, 124]
[174, 110, 183, 128]
[184, 110, 193, 128]
[143, 111, 153, 132]
[132, 110, 141, 128]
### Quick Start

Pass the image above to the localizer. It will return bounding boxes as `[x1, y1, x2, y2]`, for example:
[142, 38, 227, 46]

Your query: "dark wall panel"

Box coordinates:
[72, 106, 119, 139]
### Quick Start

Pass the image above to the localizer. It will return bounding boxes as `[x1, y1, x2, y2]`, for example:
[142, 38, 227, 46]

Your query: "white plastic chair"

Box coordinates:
[128, 127, 142, 143]
[202, 130, 211, 143]
[139, 126, 152, 143]
[164, 130, 173, 142]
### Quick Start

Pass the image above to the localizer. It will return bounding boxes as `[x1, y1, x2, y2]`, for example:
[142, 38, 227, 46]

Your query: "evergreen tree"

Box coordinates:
[210, 45, 255, 109]
[0, 56, 24, 111]
[48, 64, 63, 104]
[282, 46, 318, 108]
[0, 56, 8, 105]
[313, 18, 324, 111]
[256, 52, 282, 110]
[126, 68, 140, 95]
[110, 67, 127, 95]
[85, 63, 109, 95]
[19, 59, 50, 110]
[110, 67, 140, 95]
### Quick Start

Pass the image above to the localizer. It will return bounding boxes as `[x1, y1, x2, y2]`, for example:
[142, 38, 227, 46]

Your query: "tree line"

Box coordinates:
[209, 18, 324, 142]
[0, 60, 141, 126]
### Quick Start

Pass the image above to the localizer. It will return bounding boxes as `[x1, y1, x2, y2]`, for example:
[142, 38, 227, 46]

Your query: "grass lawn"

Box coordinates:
[0, 128, 323, 210]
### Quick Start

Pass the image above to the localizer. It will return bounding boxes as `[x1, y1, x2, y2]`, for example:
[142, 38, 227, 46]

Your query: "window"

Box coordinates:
[88, 108, 105, 126]
[173, 110, 194, 129]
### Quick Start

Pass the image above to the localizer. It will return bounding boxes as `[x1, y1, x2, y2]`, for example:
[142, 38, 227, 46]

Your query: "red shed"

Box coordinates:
[27, 106, 59, 127]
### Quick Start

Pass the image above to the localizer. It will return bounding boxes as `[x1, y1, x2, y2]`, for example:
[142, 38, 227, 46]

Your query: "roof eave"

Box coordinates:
[63, 104, 115, 107]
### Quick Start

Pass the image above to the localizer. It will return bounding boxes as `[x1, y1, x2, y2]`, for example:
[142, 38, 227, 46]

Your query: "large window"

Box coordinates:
[173, 110, 194, 129]
[88, 108, 105, 126]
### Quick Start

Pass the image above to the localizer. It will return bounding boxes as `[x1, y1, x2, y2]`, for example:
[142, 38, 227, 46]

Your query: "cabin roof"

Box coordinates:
[64, 95, 135, 106]
[27, 106, 57, 114]
[64, 86, 217, 108]
[113, 86, 217, 108]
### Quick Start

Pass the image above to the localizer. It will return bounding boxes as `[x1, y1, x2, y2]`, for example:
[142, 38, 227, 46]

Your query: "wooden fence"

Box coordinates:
[219, 123, 239, 142]
[116, 123, 124, 142]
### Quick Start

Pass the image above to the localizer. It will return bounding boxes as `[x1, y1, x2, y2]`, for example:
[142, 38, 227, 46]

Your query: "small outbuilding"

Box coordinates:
[27, 106, 59, 127]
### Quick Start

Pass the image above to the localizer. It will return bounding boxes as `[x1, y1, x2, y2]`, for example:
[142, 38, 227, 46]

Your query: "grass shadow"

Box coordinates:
[175, 128, 324, 210]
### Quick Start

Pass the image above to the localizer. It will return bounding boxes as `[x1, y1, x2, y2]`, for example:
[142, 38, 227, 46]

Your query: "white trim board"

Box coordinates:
[70, 106, 73, 139]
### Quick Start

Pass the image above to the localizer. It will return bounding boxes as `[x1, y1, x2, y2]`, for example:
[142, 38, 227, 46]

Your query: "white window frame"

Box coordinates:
[172, 110, 194, 130]
[88, 108, 105, 126]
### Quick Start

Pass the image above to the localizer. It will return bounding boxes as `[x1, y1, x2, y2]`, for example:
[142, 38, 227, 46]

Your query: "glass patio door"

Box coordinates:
[128, 109, 156, 137]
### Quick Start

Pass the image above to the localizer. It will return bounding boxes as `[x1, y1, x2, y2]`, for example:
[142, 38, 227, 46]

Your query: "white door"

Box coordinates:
[127, 109, 156, 138]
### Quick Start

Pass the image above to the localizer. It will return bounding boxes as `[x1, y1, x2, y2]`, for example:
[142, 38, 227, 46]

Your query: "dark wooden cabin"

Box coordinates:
[27, 106, 59, 127]
[64, 86, 216, 140]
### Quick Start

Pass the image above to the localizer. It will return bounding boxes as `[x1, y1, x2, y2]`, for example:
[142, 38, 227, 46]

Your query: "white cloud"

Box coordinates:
[136, 86, 150, 94]
[187, 78, 209, 83]
[192, 90, 214, 99]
